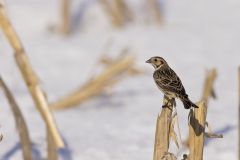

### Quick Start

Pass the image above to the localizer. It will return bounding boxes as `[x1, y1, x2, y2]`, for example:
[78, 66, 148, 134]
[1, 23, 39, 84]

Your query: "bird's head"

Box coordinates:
[146, 56, 168, 69]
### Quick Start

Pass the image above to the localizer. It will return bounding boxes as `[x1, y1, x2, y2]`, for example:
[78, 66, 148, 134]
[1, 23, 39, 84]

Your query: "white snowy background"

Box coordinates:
[0, 0, 239, 159]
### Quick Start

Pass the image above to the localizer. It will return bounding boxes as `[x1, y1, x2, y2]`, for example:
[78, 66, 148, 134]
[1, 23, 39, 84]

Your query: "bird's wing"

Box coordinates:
[153, 67, 186, 96]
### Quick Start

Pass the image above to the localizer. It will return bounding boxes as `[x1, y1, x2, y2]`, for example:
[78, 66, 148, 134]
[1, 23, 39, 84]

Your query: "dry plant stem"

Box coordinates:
[115, 0, 133, 22]
[100, 55, 146, 75]
[99, 0, 124, 27]
[14, 53, 64, 148]
[188, 101, 207, 160]
[204, 132, 223, 138]
[0, 2, 64, 148]
[60, 0, 71, 34]
[47, 129, 58, 160]
[201, 69, 217, 103]
[0, 77, 32, 160]
[153, 96, 173, 160]
[184, 68, 217, 147]
[148, 0, 162, 24]
[50, 55, 134, 110]
[238, 67, 240, 160]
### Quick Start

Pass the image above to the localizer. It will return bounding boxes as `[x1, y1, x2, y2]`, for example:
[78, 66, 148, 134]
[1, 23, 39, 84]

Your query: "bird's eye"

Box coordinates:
[154, 59, 157, 62]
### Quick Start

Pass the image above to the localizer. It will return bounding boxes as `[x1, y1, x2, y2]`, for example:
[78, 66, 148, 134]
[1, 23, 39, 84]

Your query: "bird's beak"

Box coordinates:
[146, 59, 151, 63]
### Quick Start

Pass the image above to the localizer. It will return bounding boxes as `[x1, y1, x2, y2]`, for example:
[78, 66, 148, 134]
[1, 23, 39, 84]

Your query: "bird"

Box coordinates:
[146, 56, 198, 109]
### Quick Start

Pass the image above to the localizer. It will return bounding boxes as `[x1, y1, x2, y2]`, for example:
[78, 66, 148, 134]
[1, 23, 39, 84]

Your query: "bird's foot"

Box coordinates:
[162, 105, 173, 111]
[162, 104, 168, 108]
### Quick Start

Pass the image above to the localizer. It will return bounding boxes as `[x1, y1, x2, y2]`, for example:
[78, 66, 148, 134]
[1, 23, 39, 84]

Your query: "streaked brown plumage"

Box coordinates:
[146, 56, 198, 109]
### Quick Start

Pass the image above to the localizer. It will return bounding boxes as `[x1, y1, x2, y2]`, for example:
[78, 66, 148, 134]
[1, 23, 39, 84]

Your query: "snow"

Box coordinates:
[0, 0, 239, 159]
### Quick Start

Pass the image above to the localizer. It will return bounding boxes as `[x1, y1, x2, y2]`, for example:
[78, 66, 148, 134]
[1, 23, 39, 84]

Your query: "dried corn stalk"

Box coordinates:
[188, 101, 206, 160]
[153, 96, 178, 160]
[0, 77, 32, 160]
[115, 0, 133, 22]
[0, 1, 64, 148]
[184, 69, 221, 159]
[59, 0, 71, 34]
[100, 51, 145, 76]
[47, 129, 58, 160]
[99, 0, 131, 27]
[201, 69, 217, 103]
[169, 113, 179, 149]
[99, 0, 124, 27]
[50, 55, 134, 110]
[183, 69, 217, 147]
[147, 0, 162, 24]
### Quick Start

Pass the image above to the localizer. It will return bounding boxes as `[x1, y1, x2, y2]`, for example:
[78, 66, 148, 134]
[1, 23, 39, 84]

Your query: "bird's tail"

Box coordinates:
[181, 96, 198, 109]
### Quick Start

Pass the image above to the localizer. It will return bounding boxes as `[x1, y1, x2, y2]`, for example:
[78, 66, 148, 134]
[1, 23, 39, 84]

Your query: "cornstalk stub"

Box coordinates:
[153, 96, 174, 160]
[188, 101, 207, 160]
[183, 68, 217, 149]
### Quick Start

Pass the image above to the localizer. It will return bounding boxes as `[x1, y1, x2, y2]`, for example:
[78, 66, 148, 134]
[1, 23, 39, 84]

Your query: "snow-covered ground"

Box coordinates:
[0, 0, 239, 159]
